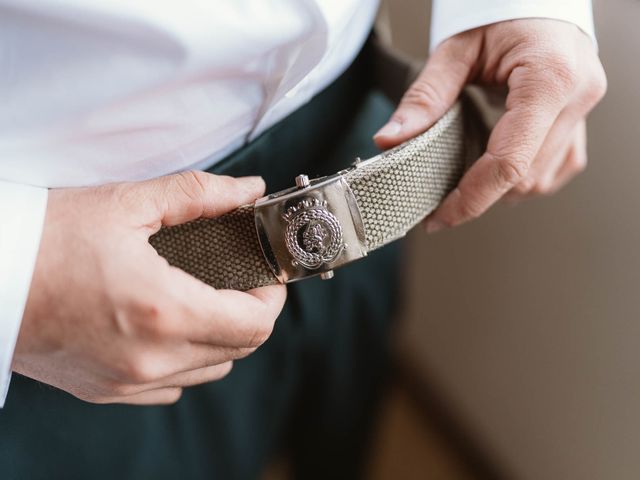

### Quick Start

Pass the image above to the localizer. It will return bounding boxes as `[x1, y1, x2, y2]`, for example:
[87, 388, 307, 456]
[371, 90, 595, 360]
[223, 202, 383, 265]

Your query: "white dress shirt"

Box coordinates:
[0, 0, 595, 406]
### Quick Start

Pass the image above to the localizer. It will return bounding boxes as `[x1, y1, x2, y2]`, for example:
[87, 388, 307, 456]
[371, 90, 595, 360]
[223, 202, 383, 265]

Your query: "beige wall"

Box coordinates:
[392, 1, 640, 479]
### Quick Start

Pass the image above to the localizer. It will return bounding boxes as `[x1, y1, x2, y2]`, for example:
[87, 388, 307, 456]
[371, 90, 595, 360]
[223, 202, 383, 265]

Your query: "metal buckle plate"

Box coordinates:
[254, 170, 367, 284]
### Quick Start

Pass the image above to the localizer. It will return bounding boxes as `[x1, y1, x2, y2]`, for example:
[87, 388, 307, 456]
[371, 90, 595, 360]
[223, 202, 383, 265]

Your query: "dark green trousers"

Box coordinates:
[0, 48, 401, 480]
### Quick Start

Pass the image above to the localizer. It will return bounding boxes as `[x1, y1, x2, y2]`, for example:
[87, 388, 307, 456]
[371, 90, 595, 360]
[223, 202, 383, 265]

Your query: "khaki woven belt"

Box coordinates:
[149, 96, 487, 291]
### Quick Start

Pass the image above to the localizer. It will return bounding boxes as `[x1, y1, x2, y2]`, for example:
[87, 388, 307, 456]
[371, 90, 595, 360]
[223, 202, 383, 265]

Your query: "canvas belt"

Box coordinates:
[149, 40, 488, 291]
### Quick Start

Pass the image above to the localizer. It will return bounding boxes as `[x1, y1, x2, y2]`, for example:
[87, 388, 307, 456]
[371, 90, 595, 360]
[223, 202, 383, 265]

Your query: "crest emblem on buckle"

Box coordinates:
[283, 198, 344, 269]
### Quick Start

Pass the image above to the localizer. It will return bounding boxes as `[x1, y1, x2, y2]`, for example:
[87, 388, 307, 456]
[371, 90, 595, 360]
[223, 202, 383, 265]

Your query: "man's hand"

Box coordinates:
[374, 19, 607, 232]
[15, 172, 286, 405]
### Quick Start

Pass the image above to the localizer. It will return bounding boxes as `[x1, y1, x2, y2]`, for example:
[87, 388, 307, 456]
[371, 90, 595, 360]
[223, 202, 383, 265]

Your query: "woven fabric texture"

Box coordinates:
[150, 100, 482, 290]
[345, 103, 464, 250]
[150, 205, 277, 291]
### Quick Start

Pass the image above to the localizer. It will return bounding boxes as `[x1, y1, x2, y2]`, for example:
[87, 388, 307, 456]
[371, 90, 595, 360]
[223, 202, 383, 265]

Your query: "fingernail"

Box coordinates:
[425, 219, 445, 234]
[374, 121, 402, 138]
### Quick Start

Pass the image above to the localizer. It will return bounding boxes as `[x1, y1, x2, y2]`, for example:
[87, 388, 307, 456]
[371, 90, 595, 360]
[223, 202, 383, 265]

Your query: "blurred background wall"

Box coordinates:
[381, 0, 640, 479]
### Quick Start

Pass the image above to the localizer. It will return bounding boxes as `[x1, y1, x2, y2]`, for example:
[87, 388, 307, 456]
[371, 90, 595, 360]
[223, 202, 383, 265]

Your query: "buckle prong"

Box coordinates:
[294, 174, 311, 188]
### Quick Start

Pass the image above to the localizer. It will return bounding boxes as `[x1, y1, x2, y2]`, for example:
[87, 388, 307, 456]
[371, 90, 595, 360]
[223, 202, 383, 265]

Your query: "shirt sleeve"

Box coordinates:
[430, 0, 596, 51]
[0, 181, 48, 407]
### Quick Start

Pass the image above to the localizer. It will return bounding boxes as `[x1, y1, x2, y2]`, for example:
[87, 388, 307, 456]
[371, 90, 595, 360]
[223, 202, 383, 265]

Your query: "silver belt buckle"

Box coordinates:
[254, 168, 367, 284]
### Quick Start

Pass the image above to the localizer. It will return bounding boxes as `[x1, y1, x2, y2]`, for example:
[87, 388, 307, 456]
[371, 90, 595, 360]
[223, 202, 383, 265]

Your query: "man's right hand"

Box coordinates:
[14, 171, 286, 405]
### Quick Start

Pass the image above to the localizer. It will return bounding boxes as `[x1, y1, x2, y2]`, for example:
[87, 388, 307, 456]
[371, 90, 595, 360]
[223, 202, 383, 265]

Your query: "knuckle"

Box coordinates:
[544, 65, 577, 98]
[126, 363, 156, 384]
[146, 315, 177, 339]
[165, 388, 183, 404]
[214, 361, 234, 380]
[151, 388, 183, 405]
[402, 80, 447, 112]
[118, 353, 159, 384]
[456, 198, 484, 221]
[174, 170, 209, 197]
[586, 65, 608, 103]
[530, 182, 553, 196]
[492, 153, 530, 186]
[521, 49, 578, 98]
[441, 29, 481, 63]
[513, 177, 536, 195]
[130, 300, 178, 339]
[575, 156, 588, 172]
[170, 170, 209, 216]
[569, 153, 588, 172]
[547, 50, 578, 79]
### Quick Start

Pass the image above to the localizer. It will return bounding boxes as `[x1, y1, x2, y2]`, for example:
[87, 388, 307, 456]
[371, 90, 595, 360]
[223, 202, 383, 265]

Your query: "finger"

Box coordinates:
[128, 340, 251, 383]
[116, 362, 234, 396]
[147, 362, 233, 389]
[188, 284, 287, 347]
[548, 121, 588, 193]
[162, 342, 253, 373]
[374, 32, 480, 149]
[509, 110, 579, 197]
[95, 387, 183, 406]
[135, 171, 266, 230]
[157, 265, 286, 348]
[424, 61, 573, 232]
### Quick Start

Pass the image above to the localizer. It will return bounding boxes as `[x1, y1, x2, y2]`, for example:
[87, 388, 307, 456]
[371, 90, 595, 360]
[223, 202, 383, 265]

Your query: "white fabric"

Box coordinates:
[0, 0, 594, 406]
[0, 182, 47, 407]
[431, 0, 596, 51]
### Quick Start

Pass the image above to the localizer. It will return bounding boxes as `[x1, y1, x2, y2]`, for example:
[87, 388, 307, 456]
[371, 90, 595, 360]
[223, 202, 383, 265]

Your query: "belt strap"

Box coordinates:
[149, 96, 487, 291]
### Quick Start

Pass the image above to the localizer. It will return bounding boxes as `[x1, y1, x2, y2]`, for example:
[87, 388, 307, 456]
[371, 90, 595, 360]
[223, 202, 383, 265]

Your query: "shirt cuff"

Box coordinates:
[0, 181, 48, 407]
[430, 0, 596, 51]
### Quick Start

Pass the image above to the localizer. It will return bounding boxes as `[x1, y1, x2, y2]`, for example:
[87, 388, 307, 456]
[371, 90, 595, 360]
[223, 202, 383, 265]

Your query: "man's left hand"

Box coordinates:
[374, 19, 607, 232]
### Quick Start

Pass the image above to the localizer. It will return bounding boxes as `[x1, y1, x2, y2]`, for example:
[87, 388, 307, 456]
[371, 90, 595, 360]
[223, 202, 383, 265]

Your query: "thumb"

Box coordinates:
[142, 171, 265, 227]
[374, 35, 479, 149]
